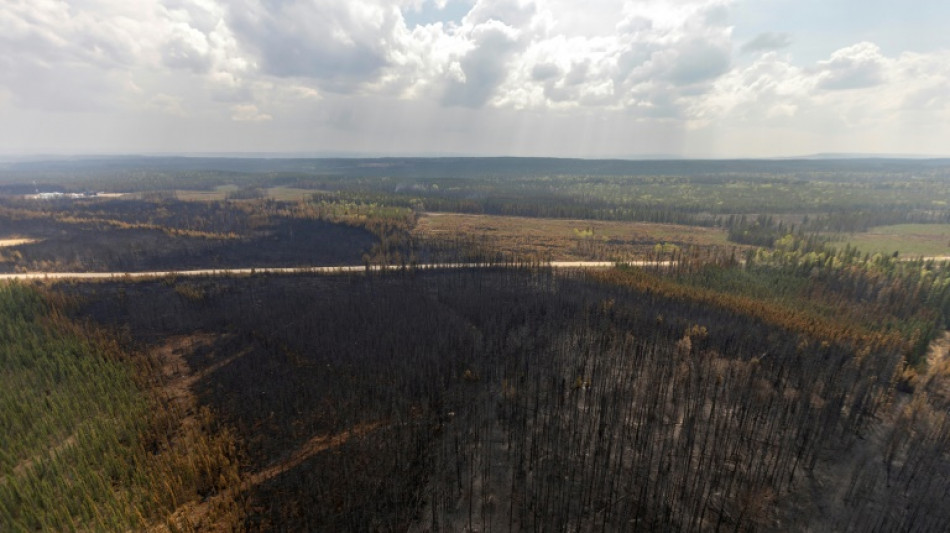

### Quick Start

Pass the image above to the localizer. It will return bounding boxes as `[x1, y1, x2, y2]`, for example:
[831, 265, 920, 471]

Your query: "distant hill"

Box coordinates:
[790, 152, 949, 160]
[4, 155, 950, 181]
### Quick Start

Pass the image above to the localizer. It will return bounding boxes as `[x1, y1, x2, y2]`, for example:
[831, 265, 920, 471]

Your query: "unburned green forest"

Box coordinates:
[0, 283, 244, 530]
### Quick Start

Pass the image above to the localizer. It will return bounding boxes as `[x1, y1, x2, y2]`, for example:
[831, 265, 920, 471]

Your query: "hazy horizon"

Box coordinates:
[3, 151, 949, 162]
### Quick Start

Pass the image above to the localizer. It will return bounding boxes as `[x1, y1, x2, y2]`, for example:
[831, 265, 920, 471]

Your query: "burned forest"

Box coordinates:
[3, 158, 950, 531]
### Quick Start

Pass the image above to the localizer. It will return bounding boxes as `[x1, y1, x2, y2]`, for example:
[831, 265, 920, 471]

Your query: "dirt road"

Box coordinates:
[0, 260, 672, 282]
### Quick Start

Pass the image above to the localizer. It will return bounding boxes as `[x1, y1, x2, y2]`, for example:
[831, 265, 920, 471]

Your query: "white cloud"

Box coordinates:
[162, 22, 214, 73]
[688, 42, 950, 154]
[1, 0, 950, 156]
[665, 38, 732, 85]
[442, 19, 524, 107]
[486, 0, 734, 115]
[0, 0, 739, 118]
[696, 52, 811, 123]
[230, 103, 271, 122]
[463, 0, 537, 27]
[0, 0, 252, 114]
[145, 0, 736, 116]
[225, 0, 406, 91]
[0, 0, 160, 111]
[815, 42, 887, 91]
[148, 93, 187, 116]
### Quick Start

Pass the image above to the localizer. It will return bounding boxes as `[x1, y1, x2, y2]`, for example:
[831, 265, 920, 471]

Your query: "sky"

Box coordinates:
[1, 0, 949, 158]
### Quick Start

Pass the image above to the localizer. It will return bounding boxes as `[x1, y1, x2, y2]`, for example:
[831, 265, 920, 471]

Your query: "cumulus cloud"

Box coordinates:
[531, 62, 560, 81]
[695, 52, 810, 124]
[693, 42, 950, 150]
[0, 0, 160, 111]
[225, 0, 405, 91]
[230, 103, 271, 122]
[815, 42, 887, 90]
[142, 0, 735, 115]
[0, 0, 741, 117]
[2, 0, 950, 156]
[463, 0, 537, 27]
[162, 23, 214, 73]
[666, 38, 732, 85]
[476, 0, 737, 115]
[442, 21, 523, 107]
[0, 0, 255, 114]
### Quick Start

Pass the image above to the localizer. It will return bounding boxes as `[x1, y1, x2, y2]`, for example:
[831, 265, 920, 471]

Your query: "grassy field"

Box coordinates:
[174, 186, 318, 202]
[173, 185, 240, 201]
[414, 212, 735, 261]
[264, 186, 322, 202]
[833, 224, 950, 258]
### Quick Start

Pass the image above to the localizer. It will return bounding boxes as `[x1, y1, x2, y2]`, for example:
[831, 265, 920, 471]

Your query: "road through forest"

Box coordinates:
[0, 261, 673, 282]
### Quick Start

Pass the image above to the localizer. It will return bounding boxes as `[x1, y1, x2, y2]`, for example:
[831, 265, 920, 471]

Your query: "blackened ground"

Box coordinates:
[0, 217, 374, 272]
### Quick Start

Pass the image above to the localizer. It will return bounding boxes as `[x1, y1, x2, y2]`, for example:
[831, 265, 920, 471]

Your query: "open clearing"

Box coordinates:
[173, 186, 318, 202]
[415, 212, 733, 261]
[833, 224, 950, 258]
[0, 238, 36, 247]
